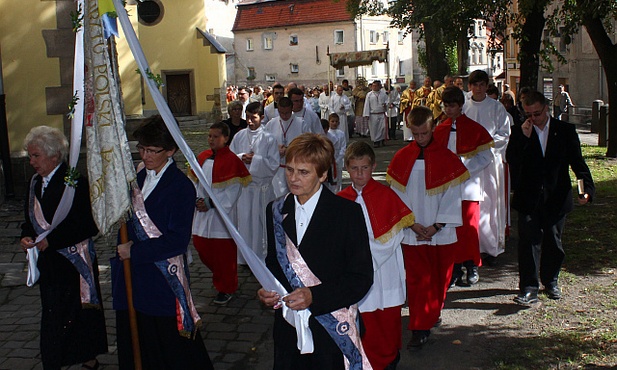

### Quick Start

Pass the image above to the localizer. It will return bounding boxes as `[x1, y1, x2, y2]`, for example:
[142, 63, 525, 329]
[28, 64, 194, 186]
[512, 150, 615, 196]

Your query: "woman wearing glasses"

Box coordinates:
[112, 115, 213, 369]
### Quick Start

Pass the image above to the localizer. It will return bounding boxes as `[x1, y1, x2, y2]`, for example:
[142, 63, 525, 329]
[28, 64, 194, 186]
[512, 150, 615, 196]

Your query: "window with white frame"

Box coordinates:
[290, 34, 298, 46]
[263, 34, 273, 50]
[382, 31, 389, 44]
[334, 30, 344, 44]
[398, 31, 404, 44]
[246, 38, 254, 51]
[370, 30, 378, 44]
[247, 67, 256, 80]
[336, 67, 345, 77]
[398, 60, 404, 76]
[265, 74, 276, 82]
[290, 64, 299, 73]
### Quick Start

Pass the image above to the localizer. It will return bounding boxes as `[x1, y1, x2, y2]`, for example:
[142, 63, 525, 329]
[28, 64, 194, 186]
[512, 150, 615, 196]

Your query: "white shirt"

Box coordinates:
[294, 186, 322, 244]
[41, 163, 62, 196]
[142, 157, 173, 200]
[533, 118, 551, 156]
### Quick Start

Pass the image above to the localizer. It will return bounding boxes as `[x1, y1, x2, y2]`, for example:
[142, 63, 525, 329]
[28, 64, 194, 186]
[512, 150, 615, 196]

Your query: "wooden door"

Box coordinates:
[166, 74, 191, 116]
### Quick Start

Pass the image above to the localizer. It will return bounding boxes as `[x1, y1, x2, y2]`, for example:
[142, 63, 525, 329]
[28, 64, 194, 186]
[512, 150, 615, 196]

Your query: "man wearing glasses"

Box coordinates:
[506, 90, 594, 306]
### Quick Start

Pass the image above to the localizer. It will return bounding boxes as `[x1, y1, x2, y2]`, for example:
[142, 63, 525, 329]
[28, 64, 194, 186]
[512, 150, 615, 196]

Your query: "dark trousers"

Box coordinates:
[389, 117, 398, 140]
[517, 210, 566, 291]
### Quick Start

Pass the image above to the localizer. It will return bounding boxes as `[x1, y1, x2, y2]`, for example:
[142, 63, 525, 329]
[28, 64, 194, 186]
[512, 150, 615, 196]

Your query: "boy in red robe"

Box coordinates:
[387, 106, 469, 348]
[433, 86, 495, 287]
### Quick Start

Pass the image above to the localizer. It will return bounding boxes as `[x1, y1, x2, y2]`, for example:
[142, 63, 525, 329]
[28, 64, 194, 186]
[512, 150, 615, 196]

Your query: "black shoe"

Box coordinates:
[408, 330, 430, 348]
[433, 317, 442, 328]
[449, 265, 464, 288]
[384, 351, 401, 370]
[466, 266, 479, 285]
[545, 285, 562, 300]
[514, 289, 539, 306]
[213, 292, 233, 305]
[482, 254, 498, 267]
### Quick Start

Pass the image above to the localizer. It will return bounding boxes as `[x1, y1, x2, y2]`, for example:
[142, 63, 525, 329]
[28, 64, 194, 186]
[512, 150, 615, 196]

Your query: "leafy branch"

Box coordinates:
[136, 68, 164, 89]
[70, 3, 84, 33]
[67, 91, 79, 119]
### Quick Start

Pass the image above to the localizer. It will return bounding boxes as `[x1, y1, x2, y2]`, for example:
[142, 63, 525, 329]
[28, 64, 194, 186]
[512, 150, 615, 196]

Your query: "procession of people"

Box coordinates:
[19, 76, 594, 369]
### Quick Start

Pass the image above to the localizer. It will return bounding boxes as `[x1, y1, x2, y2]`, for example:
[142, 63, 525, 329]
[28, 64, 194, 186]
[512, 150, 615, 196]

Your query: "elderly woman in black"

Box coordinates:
[20, 126, 107, 370]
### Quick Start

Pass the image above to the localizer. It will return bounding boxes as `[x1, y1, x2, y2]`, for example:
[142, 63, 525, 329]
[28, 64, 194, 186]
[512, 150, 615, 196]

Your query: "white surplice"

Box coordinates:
[326, 128, 346, 193]
[463, 96, 511, 257]
[292, 107, 325, 136]
[363, 90, 388, 142]
[192, 159, 243, 239]
[354, 188, 406, 313]
[264, 115, 305, 198]
[391, 160, 463, 246]
[230, 126, 280, 262]
[328, 93, 351, 143]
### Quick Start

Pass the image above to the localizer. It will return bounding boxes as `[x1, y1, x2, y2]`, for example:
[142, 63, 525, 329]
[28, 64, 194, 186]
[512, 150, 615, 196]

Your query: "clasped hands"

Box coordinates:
[258, 287, 312, 311]
[411, 223, 437, 241]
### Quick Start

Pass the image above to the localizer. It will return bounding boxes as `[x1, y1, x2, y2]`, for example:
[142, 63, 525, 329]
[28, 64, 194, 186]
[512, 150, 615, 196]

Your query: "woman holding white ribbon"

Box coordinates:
[112, 116, 213, 369]
[20, 126, 107, 370]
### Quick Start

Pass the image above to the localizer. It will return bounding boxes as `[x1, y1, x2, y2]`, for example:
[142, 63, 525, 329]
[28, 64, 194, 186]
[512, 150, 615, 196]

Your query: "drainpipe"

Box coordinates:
[0, 46, 15, 199]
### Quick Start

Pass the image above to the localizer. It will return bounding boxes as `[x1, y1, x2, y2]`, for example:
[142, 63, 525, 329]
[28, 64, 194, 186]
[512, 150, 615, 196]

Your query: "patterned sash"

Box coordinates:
[272, 196, 372, 370]
[129, 184, 202, 338]
[28, 176, 100, 307]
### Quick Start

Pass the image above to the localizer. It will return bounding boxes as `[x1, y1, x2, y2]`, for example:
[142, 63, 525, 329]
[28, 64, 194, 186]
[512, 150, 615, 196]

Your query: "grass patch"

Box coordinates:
[493, 146, 617, 369]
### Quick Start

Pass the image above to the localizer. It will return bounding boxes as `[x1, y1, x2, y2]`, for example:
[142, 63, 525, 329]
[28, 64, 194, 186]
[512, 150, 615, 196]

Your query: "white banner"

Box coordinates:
[84, 0, 136, 234]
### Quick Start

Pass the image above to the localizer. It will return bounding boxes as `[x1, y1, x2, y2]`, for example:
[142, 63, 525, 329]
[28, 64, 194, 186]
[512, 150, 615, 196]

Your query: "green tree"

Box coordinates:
[547, 0, 617, 156]
[347, 0, 509, 80]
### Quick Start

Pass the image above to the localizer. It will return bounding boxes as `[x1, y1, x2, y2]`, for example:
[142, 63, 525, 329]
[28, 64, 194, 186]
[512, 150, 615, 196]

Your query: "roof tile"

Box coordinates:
[233, 0, 354, 32]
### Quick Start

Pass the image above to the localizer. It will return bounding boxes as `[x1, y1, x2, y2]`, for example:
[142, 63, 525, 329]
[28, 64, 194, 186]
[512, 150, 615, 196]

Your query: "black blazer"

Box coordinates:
[506, 116, 595, 221]
[265, 187, 373, 354]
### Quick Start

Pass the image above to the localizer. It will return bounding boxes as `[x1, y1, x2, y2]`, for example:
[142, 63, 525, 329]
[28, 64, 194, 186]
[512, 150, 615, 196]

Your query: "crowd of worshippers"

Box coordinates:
[21, 69, 593, 369]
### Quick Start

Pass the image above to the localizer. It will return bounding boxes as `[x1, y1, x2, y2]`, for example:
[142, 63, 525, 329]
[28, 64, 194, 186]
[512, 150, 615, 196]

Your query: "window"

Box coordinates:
[398, 60, 404, 76]
[334, 30, 344, 44]
[265, 74, 276, 82]
[382, 31, 389, 44]
[137, 0, 164, 26]
[247, 67, 256, 80]
[559, 27, 568, 52]
[263, 34, 273, 50]
[370, 30, 378, 44]
[290, 64, 299, 73]
[398, 31, 404, 45]
[479, 49, 484, 64]
[336, 67, 345, 77]
[246, 38, 254, 51]
[371, 61, 378, 76]
[289, 35, 298, 46]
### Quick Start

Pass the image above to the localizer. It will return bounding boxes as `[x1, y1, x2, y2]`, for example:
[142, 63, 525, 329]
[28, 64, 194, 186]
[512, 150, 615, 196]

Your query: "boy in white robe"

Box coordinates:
[264, 97, 306, 198]
[338, 141, 414, 369]
[325, 114, 346, 193]
[328, 85, 352, 143]
[230, 102, 280, 262]
[463, 70, 511, 264]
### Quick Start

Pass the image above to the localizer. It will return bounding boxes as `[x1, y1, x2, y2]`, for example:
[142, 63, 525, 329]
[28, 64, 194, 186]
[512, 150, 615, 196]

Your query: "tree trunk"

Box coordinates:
[583, 17, 617, 157]
[518, 7, 546, 90]
[457, 30, 469, 76]
[424, 21, 450, 82]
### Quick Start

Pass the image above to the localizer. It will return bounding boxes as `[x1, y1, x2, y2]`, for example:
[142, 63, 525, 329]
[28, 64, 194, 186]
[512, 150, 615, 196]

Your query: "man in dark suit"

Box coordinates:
[506, 90, 594, 305]
[258, 133, 373, 369]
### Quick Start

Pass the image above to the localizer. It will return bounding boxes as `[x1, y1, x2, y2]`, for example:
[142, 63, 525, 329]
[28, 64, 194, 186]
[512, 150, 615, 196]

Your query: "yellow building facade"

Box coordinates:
[1, 0, 226, 155]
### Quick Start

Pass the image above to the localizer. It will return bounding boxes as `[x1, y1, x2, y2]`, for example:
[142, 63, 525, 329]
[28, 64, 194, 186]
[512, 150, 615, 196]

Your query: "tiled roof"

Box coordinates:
[233, 0, 354, 32]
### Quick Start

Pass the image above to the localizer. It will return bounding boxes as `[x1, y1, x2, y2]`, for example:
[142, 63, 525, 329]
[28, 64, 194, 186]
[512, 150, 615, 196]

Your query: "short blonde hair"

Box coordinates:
[23, 126, 68, 163]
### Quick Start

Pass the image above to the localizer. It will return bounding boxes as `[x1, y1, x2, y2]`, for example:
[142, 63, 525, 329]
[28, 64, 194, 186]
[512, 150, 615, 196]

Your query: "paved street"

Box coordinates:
[0, 123, 598, 369]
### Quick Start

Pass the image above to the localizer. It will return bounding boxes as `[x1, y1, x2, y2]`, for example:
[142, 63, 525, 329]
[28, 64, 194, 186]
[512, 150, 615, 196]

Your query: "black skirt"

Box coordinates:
[38, 251, 108, 369]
